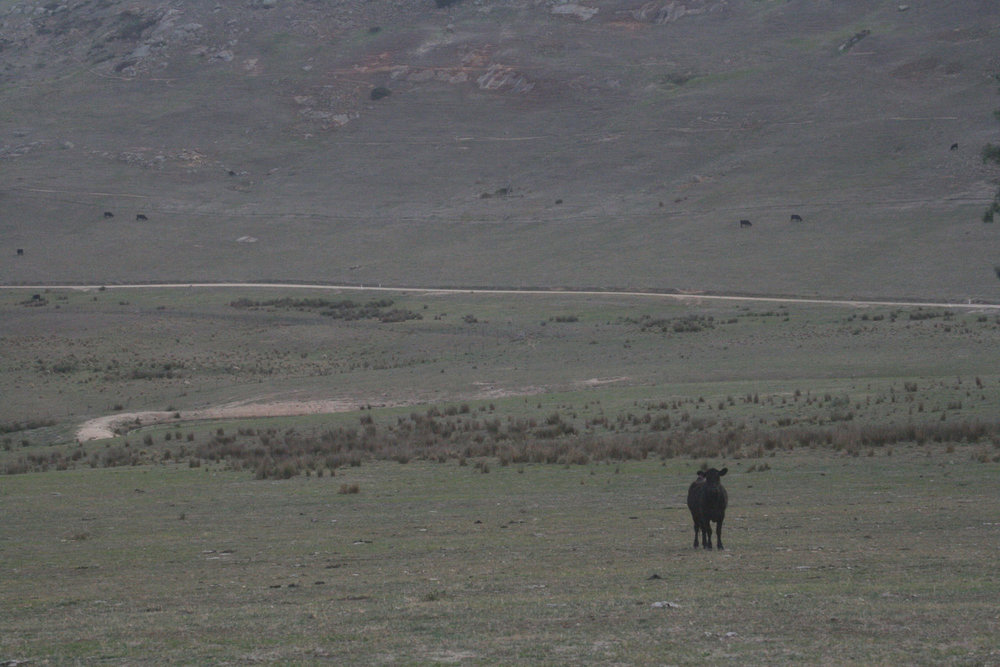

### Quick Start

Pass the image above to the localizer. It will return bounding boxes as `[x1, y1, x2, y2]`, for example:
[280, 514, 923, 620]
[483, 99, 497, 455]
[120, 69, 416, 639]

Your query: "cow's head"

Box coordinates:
[703, 467, 727, 485]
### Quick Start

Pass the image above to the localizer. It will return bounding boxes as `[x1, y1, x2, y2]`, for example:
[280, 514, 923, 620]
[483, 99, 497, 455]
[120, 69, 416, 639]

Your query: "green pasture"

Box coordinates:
[2, 451, 999, 664]
[3, 1, 1000, 660]
[3, 287, 1000, 447]
[2, 287, 1000, 446]
[2, 286, 999, 663]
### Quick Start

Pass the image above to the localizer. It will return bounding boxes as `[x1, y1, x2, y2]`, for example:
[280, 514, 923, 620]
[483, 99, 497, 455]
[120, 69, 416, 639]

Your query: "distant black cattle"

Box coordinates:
[739, 219, 752, 228]
[16, 248, 24, 256]
[104, 211, 115, 218]
[950, 143, 959, 151]
[136, 214, 148, 221]
[687, 467, 728, 549]
[790, 214, 803, 222]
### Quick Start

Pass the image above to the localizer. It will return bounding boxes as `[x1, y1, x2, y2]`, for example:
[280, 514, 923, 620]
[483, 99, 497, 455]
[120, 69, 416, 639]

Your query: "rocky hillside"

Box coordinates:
[2, 0, 751, 153]
[2, 0, 999, 300]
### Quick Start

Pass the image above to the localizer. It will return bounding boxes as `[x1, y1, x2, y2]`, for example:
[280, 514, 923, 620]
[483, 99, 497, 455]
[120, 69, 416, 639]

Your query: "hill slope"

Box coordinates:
[2, 0, 999, 301]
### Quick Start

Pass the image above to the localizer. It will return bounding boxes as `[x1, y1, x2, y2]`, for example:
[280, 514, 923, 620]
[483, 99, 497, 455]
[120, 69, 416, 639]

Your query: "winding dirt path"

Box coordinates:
[75, 400, 364, 441]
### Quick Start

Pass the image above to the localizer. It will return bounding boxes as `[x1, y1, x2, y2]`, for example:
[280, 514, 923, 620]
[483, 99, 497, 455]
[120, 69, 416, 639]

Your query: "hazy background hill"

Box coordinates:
[2, 0, 999, 301]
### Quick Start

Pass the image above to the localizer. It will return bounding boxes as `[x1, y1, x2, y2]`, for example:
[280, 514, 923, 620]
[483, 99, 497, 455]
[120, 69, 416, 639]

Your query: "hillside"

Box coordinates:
[2, 0, 1000, 301]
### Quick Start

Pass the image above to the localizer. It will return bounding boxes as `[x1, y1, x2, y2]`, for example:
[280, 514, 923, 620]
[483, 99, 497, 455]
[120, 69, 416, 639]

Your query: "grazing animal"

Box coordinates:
[790, 213, 803, 222]
[950, 143, 959, 151]
[739, 219, 752, 228]
[103, 211, 115, 218]
[136, 214, 148, 221]
[686, 471, 707, 548]
[687, 467, 728, 549]
[16, 248, 24, 256]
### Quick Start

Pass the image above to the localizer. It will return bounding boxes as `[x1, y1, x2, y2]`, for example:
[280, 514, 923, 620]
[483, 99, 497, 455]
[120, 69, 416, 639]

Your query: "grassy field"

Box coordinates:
[3, 286, 1000, 662]
[3, 1, 999, 301]
[3, 451, 999, 664]
[4, 2, 1000, 661]
[3, 286, 1000, 448]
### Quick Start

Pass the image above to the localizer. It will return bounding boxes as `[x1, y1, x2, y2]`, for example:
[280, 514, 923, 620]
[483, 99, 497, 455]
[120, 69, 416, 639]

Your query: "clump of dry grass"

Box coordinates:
[6, 402, 1000, 477]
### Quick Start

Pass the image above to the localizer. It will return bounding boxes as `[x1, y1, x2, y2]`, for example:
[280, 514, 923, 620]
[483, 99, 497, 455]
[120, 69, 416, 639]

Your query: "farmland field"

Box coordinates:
[4, 0, 1000, 662]
[3, 286, 1000, 663]
[3, 286, 1000, 447]
[2, 452, 999, 664]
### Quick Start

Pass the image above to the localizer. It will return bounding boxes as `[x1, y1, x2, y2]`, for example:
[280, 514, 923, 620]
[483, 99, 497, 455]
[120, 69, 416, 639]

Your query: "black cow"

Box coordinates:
[739, 219, 752, 228]
[790, 214, 803, 222]
[104, 211, 115, 218]
[16, 248, 24, 256]
[950, 143, 959, 151]
[686, 471, 706, 544]
[136, 214, 148, 221]
[687, 467, 728, 549]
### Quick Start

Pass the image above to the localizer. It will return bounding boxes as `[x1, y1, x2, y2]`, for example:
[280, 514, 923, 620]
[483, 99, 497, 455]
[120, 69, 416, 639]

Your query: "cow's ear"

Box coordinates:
[719, 468, 728, 476]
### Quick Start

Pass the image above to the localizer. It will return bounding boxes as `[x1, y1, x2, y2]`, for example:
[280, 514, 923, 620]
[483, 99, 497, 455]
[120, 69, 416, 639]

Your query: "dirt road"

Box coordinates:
[6, 281, 1000, 310]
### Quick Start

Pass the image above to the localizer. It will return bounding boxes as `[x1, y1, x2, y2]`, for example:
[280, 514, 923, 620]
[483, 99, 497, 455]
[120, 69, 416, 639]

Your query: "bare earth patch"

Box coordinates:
[76, 383, 559, 441]
[76, 400, 361, 441]
[575, 376, 630, 387]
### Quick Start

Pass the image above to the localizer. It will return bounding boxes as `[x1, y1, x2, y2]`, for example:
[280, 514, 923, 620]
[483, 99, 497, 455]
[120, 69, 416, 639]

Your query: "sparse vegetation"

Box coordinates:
[3, 453, 999, 664]
[3, 1, 1000, 660]
[0, 418, 56, 434]
[229, 297, 422, 322]
[3, 2, 998, 303]
[8, 391, 1000, 475]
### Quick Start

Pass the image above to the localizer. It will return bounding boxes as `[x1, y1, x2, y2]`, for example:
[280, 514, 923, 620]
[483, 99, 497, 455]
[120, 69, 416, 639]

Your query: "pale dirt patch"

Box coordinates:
[75, 389, 547, 442]
[575, 376, 630, 387]
[75, 380, 623, 441]
[469, 382, 549, 400]
[76, 411, 178, 442]
[423, 649, 479, 664]
[75, 400, 363, 441]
